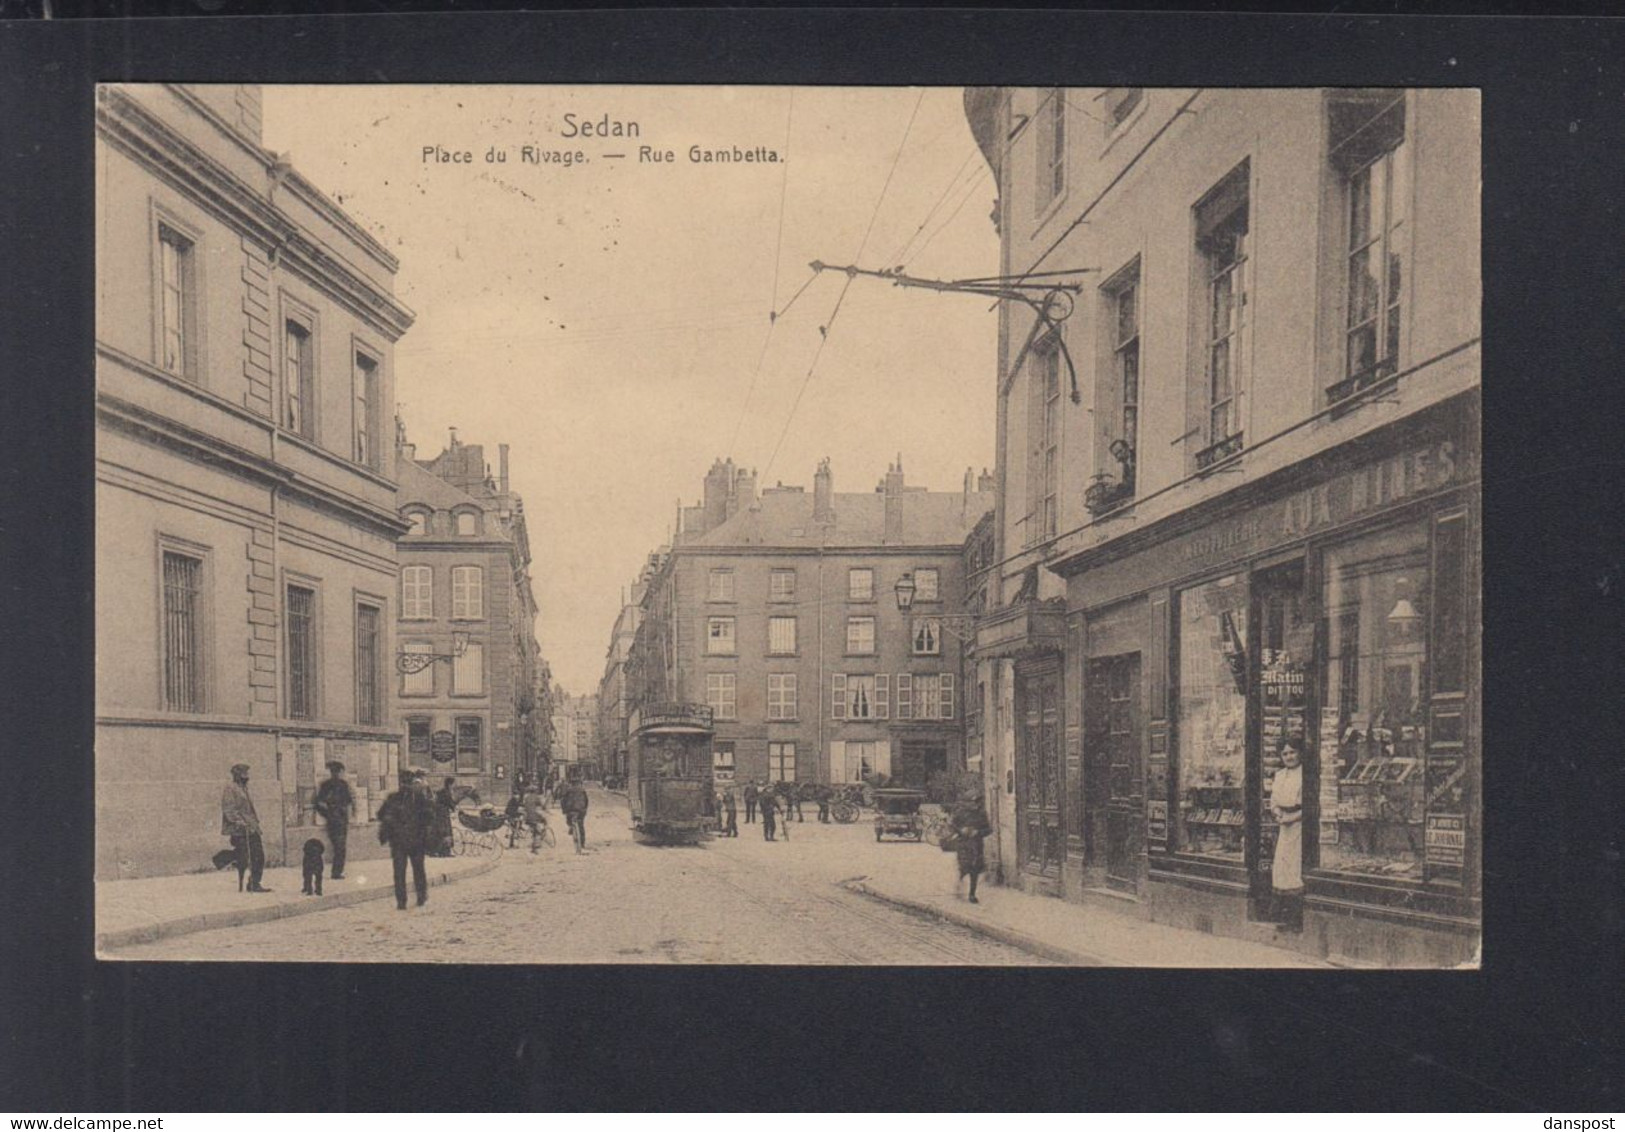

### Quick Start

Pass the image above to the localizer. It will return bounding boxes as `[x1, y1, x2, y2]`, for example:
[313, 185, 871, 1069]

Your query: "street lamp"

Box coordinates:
[894, 572, 976, 643]
[396, 630, 471, 674]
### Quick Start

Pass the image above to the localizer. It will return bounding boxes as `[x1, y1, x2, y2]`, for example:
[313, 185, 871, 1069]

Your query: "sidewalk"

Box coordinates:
[842, 846, 1329, 968]
[96, 853, 498, 954]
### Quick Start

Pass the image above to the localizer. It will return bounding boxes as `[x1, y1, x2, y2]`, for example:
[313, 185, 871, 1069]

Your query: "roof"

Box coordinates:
[395, 456, 485, 512]
[687, 488, 993, 549]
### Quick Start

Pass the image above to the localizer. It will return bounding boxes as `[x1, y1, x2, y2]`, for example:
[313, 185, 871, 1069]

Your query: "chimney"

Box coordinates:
[702, 458, 731, 532]
[813, 458, 834, 524]
[883, 457, 905, 544]
[735, 465, 758, 511]
[499, 444, 510, 494]
[449, 427, 459, 449]
[979, 467, 996, 493]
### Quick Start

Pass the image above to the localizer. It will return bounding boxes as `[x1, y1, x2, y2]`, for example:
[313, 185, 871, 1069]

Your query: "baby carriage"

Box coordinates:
[452, 806, 508, 858]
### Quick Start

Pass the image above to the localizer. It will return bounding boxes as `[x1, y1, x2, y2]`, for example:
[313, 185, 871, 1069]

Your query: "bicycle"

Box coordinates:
[564, 811, 586, 853]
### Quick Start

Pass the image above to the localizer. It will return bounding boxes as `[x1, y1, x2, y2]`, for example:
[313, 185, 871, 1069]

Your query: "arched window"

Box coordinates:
[455, 510, 479, 537]
[405, 510, 429, 536]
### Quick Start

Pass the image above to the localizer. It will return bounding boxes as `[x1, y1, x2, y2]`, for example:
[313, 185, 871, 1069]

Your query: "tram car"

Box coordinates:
[627, 702, 715, 844]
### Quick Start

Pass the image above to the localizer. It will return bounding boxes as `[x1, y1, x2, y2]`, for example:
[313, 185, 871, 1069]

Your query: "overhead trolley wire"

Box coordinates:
[728, 89, 799, 454]
[759, 90, 926, 482]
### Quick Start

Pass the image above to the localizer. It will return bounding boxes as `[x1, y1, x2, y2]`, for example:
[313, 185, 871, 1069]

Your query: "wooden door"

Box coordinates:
[1087, 653, 1143, 892]
[1016, 661, 1064, 877]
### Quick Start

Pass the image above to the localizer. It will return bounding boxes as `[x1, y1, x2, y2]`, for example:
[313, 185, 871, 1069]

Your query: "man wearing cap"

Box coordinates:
[314, 760, 356, 880]
[221, 763, 269, 892]
[377, 769, 435, 910]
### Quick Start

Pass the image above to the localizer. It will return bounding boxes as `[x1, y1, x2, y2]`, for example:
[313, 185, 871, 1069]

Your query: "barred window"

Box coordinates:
[161, 550, 204, 712]
[286, 584, 316, 720]
[355, 602, 382, 725]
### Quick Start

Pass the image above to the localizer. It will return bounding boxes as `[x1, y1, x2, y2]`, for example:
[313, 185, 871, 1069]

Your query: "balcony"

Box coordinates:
[1195, 431, 1245, 472]
[973, 597, 1067, 660]
[1326, 357, 1399, 416]
[1084, 473, 1135, 518]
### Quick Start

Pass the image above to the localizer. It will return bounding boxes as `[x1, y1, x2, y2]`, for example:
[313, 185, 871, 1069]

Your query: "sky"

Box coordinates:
[262, 85, 1000, 694]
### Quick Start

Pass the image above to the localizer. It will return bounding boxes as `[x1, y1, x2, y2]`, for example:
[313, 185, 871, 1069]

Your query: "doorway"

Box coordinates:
[1015, 659, 1064, 879]
[1248, 560, 1314, 918]
[1085, 653, 1142, 892]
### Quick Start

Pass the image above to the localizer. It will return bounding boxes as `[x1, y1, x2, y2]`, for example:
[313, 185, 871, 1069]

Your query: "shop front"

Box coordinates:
[1052, 394, 1480, 965]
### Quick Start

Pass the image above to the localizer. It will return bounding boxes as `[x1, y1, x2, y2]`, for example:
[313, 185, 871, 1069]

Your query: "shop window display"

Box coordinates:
[1175, 575, 1248, 860]
[1319, 520, 1429, 880]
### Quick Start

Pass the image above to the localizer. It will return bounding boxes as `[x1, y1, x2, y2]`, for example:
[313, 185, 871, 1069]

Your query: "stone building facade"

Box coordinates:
[628, 458, 993, 791]
[963, 87, 1480, 964]
[95, 84, 414, 878]
[395, 433, 543, 800]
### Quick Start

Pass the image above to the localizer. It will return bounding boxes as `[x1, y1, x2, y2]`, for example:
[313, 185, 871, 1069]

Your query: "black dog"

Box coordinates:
[301, 838, 325, 895]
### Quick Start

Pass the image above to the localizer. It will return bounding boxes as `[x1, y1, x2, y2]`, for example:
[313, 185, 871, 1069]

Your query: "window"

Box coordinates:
[767, 673, 798, 720]
[1104, 262, 1141, 493]
[706, 616, 736, 655]
[406, 717, 432, 759]
[355, 602, 382, 725]
[1030, 336, 1062, 540]
[768, 616, 797, 655]
[452, 640, 484, 695]
[706, 673, 737, 720]
[286, 584, 317, 720]
[1331, 91, 1409, 393]
[157, 225, 195, 380]
[912, 618, 941, 656]
[848, 568, 874, 601]
[1038, 87, 1066, 208]
[1196, 163, 1250, 453]
[769, 742, 796, 783]
[913, 568, 940, 602]
[405, 511, 429, 536]
[353, 352, 378, 468]
[455, 511, 478, 537]
[833, 740, 890, 784]
[708, 568, 735, 602]
[1105, 87, 1143, 129]
[832, 674, 888, 720]
[1319, 519, 1430, 881]
[1174, 574, 1248, 860]
[896, 673, 913, 720]
[160, 549, 204, 712]
[401, 565, 432, 619]
[451, 566, 483, 619]
[916, 673, 956, 721]
[713, 742, 737, 782]
[401, 641, 434, 696]
[283, 319, 315, 440]
[455, 716, 482, 773]
[846, 616, 876, 655]
[770, 569, 797, 601]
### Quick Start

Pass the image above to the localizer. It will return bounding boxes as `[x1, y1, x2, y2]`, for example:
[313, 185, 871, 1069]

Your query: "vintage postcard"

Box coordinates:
[94, 83, 1480, 966]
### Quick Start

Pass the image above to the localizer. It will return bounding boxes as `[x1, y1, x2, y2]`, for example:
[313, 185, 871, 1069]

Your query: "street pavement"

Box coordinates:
[106, 787, 1051, 964]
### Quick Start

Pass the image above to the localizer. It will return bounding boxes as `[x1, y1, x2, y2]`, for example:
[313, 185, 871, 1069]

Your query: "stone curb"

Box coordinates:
[842, 879, 1108, 966]
[97, 856, 501, 954]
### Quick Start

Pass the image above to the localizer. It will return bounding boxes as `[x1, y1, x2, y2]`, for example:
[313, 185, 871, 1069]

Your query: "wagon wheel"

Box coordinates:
[451, 826, 470, 857]
[480, 831, 504, 861]
[831, 801, 859, 824]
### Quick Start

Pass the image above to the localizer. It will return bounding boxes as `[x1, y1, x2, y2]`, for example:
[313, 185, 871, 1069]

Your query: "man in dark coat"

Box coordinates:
[950, 790, 993, 903]
[743, 780, 758, 824]
[221, 763, 270, 892]
[378, 770, 435, 909]
[759, 788, 779, 842]
[313, 760, 355, 879]
[558, 775, 590, 853]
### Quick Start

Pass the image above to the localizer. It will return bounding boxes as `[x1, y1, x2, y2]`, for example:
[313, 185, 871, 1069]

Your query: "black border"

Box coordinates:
[2, 6, 1623, 1113]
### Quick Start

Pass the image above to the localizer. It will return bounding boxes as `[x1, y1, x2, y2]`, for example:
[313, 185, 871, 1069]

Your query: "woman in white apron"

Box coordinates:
[1270, 740, 1305, 932]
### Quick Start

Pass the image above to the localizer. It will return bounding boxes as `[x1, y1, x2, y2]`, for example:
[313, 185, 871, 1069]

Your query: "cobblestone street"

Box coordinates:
[111, 789, 1050, 964]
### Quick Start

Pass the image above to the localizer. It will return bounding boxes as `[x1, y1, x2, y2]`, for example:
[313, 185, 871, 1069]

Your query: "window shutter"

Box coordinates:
[876, 674, 889, 720]
[832, 673, 847, 719]
[942, 673, 955, 720]
[896, 673, 913, 720]
[829, 740, 846, 783]
[875, 739, 892, 780]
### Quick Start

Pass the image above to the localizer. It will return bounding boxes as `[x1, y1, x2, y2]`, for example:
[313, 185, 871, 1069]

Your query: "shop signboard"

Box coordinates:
[1147, 799, 1168, 845]
[431, 729, 455, 764]
[1425, 814, 1465, 866]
